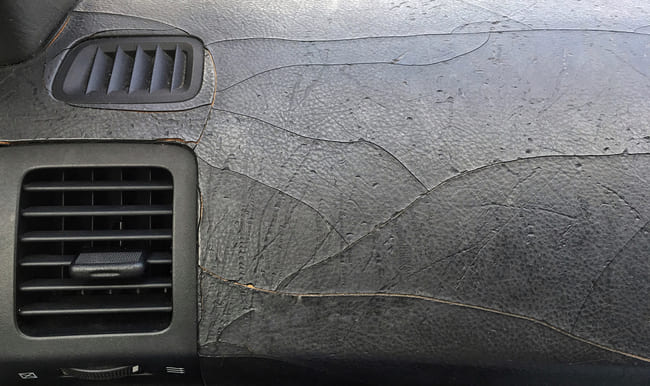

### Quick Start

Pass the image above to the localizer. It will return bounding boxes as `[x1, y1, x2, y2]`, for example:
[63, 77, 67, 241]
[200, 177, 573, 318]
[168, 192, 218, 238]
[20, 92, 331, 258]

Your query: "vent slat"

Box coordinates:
[147, 252, 172, 265]
[21, 229, 172, 242]
[150, 45, 173, 92]
[19, 254, 75, 267]
[129, 45, 153, 93]
[107, 46, 134, 94]
[20, 278, 172, 291]
[171, 45, 186, 90]
[23, 181, 172, 192]
[85, 47, 113, 94]
[22, 205, 172, 217]
[19, 296, 172, 316]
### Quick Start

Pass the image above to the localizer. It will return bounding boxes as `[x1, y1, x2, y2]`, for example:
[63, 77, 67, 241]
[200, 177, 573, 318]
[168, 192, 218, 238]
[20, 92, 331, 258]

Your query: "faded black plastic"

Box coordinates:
[0, 143, 199, 384]
[61, 365, 139, 381]
[16, 166, 175, 337]
[52, 36, 204, 104]
[0, 0, 77, 65]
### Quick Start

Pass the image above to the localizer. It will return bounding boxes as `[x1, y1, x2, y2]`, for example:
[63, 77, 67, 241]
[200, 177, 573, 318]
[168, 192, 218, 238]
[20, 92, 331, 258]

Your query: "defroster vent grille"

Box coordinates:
[52, 36, 204, 104]
[16, 167, 174, 336]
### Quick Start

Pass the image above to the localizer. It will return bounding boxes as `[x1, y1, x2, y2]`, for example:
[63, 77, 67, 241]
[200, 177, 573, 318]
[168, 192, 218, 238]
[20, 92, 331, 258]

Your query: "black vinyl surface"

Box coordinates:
[1, 1, 649, 384]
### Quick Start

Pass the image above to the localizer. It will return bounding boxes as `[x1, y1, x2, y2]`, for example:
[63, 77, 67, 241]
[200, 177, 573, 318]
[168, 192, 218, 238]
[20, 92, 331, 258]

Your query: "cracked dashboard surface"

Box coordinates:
[1, 0, 650, 382]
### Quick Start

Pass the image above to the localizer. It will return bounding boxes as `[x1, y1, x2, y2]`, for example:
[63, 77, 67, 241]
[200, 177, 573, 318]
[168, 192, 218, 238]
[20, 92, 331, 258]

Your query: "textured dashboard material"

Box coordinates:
[1, 0, 649, 380]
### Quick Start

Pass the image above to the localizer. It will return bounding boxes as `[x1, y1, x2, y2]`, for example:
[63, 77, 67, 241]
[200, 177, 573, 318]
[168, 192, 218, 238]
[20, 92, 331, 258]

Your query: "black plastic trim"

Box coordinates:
[0, 0, 78, 65]
[22, 205, 173, 217]
[24, 181, 173, 191]
[52, 36, 204, 104]
[0, 143, 198, 383]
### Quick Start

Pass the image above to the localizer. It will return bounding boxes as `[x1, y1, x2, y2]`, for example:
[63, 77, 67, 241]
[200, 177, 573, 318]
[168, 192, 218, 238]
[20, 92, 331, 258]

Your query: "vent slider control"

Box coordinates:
[70, 251, 146, 279]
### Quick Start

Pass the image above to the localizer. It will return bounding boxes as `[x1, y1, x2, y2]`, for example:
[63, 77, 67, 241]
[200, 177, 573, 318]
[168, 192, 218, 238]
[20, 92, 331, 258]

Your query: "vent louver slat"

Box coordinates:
[22, 205, 173, 217]
[107, 46, 134, 94]
[16, 167, 174, 336]
[53, 36, 203, 104]
[171, 44, 186, 90]
[151, 45, 174, 92]
[21, 229, 172, 242]
[20, 278, 172, 292]
[85, 47, 113, 94]
[23, 180, 173, 191]
[19, 295, 172, 316]
[129, 45, 153, 94]
[19, 254, 76, 267]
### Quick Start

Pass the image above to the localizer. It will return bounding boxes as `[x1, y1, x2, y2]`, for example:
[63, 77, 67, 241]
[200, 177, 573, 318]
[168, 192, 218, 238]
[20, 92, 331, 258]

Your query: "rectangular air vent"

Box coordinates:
[16, 167, 174, 336]
[52, 36, 203, 104]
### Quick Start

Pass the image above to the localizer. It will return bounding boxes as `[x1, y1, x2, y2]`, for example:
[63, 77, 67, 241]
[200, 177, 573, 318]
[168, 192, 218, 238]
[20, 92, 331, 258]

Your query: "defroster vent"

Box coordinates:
[16, 167, 174, 336]
[52, 36, 204, 104]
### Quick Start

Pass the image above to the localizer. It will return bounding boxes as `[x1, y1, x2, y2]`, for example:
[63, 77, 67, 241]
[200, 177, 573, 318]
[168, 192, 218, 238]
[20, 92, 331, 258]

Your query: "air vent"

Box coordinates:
[16, 167, 174, 336]
[52, 36, 203, 104]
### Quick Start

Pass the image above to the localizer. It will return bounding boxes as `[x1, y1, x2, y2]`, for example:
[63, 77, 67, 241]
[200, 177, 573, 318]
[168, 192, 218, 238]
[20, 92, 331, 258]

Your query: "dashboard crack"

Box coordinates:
[199, 265, 650, 364]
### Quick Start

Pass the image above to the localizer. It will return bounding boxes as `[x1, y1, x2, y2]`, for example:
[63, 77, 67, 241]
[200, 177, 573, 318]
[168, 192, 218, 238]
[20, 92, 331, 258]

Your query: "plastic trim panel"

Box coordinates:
[0, 143, 198, 383]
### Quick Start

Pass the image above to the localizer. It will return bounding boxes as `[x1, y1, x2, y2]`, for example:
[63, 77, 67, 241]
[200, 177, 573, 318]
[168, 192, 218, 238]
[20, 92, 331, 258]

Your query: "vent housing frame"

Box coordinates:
[51, 36, 204, 104]
[16, 166, 175, 337]
[0, 143, 197, 379]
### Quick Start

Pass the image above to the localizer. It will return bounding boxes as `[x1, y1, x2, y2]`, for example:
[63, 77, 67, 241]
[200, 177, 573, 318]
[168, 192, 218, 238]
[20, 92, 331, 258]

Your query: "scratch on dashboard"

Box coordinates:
[597, 183, 644, 219]
[205, 28, 650, 46]
[456, 0, 533, 30]
[273, 227, 340, 290]
[72, 10, 192, 35]
[209, 108, 361, 144]
[155, 138, 194, 144]
[570, 219, 650, 333]
[191, 49, 219, 147]
[211, 33, 491, 93]
[45, 15, 70, 48]
[244, 153, 649, 285]
[198, 264, 650, 364]
[151, 50, 217, 144]
[198, 182, 204, 227]
[358, 139, 427, 190]
[196, 157, 350, 245]
[454, 211, 518, 291]
[198, 108, 429, 196]
[476, 203, 578, 220]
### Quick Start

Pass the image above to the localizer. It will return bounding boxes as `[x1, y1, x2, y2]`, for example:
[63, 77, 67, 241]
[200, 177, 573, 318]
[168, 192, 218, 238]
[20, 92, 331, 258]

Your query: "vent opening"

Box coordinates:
[16, 167, 174, 336]
[52, 36, 203, 104]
